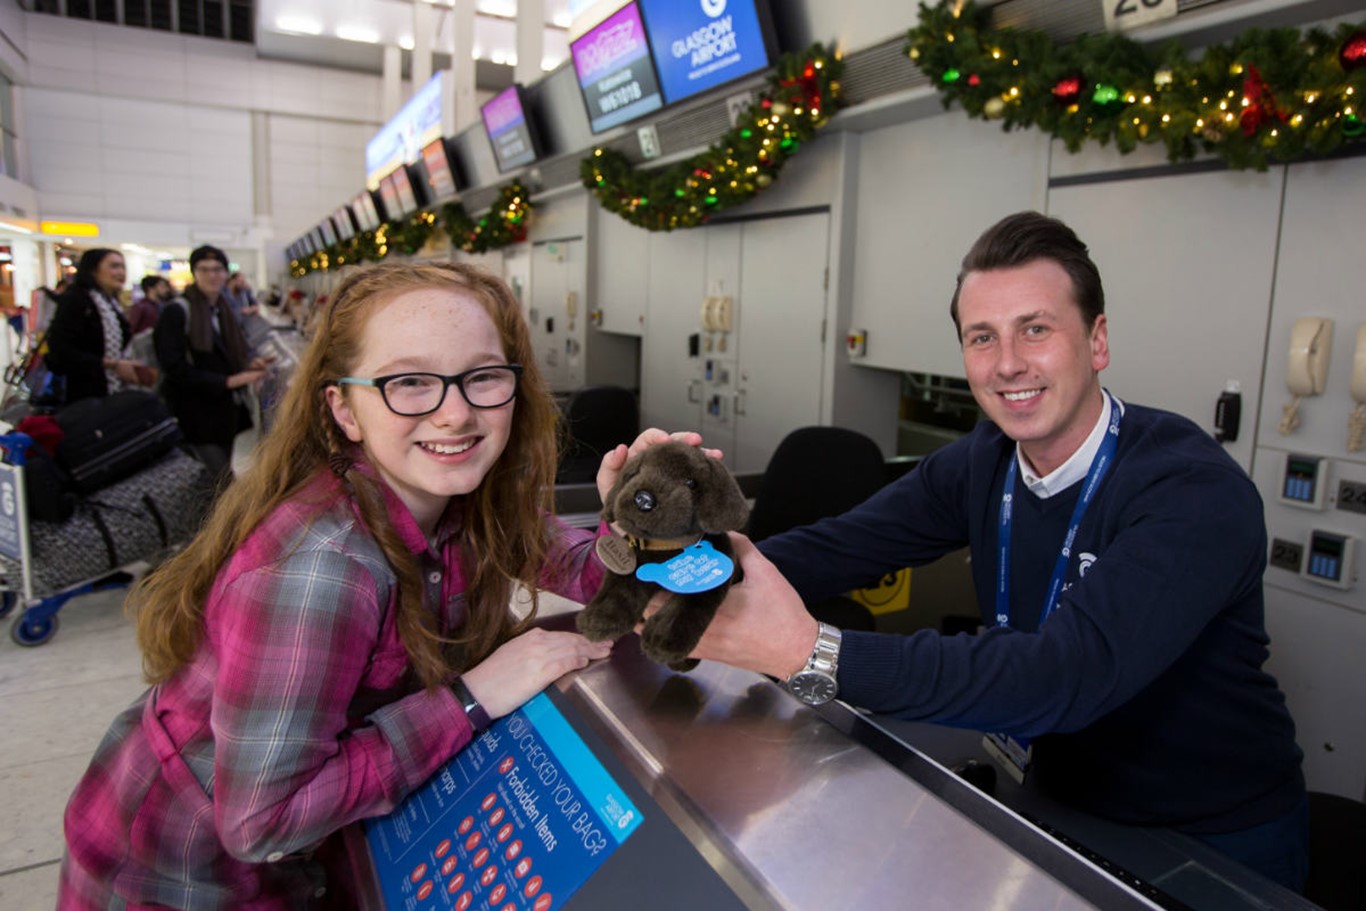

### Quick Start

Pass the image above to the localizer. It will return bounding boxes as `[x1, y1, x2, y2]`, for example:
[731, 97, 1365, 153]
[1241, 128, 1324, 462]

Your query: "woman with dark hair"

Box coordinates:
[153, 244, 270, 489]
[44, 248, 153, 403]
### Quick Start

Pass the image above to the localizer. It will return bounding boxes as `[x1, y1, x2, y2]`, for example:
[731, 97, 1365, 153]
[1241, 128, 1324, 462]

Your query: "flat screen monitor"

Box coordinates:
[481, 84, 542, 172]
[333, 205, 357, 241]
[319, 217, 338, 247]
[638, 0, 774, 105]
[353, 191, 381, 230]
[377, 175, 401, 224]
[570, 1, 664, 134]
[396, 164, 424, 215]
[421, 137, 458, 200]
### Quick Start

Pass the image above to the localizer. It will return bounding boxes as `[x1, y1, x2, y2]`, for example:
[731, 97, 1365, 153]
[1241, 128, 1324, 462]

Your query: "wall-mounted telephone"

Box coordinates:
[700, 296, 734, 332]
[1349, 322, 1366, 452]
[1279, 316, 1333, 435]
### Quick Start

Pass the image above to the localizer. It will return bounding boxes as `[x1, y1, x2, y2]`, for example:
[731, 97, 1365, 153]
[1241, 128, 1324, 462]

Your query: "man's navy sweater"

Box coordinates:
[760, 403, 1304, 833]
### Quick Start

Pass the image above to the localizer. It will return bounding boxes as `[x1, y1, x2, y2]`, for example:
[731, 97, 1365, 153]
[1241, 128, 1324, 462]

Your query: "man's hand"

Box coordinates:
[643, 533, 820, 681]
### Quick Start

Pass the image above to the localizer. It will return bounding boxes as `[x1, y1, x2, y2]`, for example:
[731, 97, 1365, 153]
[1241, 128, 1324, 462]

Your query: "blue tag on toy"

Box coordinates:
[635, 540, 735, 593]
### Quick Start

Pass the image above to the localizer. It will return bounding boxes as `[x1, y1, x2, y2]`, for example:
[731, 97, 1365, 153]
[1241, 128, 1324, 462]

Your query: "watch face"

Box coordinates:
[789, 671, 837, 705]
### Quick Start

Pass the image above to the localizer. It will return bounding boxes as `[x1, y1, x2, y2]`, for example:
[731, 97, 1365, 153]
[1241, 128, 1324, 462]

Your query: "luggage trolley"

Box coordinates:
[0, 432, 211, 646]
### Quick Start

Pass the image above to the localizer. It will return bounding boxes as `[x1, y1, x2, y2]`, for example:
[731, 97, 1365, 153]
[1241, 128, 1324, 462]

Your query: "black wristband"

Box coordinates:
[452, 677, 492, 733]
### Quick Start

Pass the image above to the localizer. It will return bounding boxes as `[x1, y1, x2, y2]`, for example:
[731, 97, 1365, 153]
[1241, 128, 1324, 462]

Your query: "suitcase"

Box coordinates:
[54, 390, 184, 495]
[0, 449, 212, 596]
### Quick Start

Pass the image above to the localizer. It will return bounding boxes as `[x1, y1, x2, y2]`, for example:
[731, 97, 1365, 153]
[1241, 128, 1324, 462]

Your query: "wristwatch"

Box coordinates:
[452, 677, 492, 733]
[786, 622, 842, 706]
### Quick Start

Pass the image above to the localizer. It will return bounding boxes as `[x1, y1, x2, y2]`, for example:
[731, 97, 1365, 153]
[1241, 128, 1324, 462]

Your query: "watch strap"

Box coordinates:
[452, 677, 492, 733]
[804, 622, 841, 676]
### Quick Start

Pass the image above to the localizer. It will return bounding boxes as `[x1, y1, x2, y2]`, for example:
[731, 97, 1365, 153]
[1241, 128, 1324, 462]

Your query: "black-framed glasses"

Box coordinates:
[336, 365, 522, 416]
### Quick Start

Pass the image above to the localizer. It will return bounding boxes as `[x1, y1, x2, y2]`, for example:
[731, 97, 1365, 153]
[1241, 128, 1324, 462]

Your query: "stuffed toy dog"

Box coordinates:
[577, 441, 749, 671]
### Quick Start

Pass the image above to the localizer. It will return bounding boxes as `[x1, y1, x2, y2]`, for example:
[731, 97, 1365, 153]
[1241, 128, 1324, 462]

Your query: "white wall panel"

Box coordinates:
[849, 112, 1050, 379]
[27, 88, 99, 120]
[100, 148, 188, 178]
[105, 184, 192, 222]
[266, 112, 371, 241]
[1047, 167, 1284, 474]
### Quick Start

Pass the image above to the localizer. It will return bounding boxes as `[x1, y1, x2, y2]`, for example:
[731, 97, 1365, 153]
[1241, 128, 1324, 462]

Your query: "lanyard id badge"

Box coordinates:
[984, 392, 1122, 784]
[982, 731, 1032, 784]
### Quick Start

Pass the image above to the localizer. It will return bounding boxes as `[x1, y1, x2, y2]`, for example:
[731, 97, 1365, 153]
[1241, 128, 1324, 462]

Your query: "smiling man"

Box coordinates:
[690, 211, 1309, 892]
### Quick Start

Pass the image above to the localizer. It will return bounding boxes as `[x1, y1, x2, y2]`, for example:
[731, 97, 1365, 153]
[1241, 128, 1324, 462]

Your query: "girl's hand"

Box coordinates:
[460, 628, 612, 720]
[595, 428, 723, 503]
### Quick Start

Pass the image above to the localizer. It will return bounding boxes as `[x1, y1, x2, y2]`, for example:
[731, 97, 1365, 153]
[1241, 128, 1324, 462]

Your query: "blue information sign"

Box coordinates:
[365, 692, 643, 910]
[638, 0, 771, 105]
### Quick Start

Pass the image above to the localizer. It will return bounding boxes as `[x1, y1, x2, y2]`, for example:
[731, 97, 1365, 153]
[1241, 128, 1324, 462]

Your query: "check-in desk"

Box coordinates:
[353, 619, 1315, 910]
[358, 618, 1322, 911]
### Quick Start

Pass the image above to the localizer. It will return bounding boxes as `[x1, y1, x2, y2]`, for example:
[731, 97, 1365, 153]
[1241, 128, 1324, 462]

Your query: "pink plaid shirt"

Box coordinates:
[60, 468, 604, 909]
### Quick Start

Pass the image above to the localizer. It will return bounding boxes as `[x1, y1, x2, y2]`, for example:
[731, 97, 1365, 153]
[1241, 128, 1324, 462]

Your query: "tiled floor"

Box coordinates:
[0, 581, 146, 910]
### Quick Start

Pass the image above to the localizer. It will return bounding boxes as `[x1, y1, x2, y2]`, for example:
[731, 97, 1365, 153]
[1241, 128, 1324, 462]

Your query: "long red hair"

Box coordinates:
[132, 261, 561, 688]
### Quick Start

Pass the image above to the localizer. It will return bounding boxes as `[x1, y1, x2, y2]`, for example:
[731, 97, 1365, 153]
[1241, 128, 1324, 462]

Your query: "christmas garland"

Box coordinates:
[289, 180, 533, 276]
[581, 43, 843, 231]
[441, 182, 532, 254]
[906, 0, 1366, 170]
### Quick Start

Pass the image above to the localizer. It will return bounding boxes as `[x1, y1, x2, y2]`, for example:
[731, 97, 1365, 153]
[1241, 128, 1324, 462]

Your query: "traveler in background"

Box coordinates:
[153, 245, 269, 490]
[678, 211, 1310, 892]
[127, 274, 173, 336]
[44, 248, 155, 403]
[58, 260, 646, 908]
[223, 269, 259, 319]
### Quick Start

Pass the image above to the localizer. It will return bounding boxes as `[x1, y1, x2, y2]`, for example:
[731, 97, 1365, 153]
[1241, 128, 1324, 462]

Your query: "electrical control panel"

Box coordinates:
[1279, 453, 1327, 510]
[1301, 530, 1356, 590]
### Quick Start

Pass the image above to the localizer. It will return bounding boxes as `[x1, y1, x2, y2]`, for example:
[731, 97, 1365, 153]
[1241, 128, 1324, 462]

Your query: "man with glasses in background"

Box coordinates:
[154, 245, 271, 493]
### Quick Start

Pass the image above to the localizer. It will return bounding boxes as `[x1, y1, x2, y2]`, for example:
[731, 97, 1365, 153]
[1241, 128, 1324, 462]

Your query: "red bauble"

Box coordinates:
[1052, 74, 1084, 105]
[1340, 32, 1366, 72]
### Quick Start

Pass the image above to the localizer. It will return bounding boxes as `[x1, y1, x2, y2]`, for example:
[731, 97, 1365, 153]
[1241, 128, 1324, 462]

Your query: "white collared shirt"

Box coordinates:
[1016, 390, 1124, 499]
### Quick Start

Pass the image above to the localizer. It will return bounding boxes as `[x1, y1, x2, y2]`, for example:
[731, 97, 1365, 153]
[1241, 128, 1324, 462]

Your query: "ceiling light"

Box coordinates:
[336, 24, 380, 44]
[275, 16, 322, 36]
[552, 13, 571, 28]
[398, 35, 415, 50]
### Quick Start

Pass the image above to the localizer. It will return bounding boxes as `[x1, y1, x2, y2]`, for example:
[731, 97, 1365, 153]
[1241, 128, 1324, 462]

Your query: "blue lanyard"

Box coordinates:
[995, 392, 1122, 630]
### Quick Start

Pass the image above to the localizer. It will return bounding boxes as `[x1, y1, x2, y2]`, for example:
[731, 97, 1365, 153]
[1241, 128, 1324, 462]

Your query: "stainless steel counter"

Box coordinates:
[552, 631, 1165, 910]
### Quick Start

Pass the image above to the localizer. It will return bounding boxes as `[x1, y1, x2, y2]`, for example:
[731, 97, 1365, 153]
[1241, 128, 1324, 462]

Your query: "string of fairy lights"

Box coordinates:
[580, 43, 842, 231]
[291, 3, 1366, 272]
[905, 0, 1366, 170]
[289, 182, 531, 277]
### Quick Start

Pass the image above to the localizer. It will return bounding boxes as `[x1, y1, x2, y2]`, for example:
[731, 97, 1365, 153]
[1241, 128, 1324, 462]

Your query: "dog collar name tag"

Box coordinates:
[636, 540, 734, 594]
[596, 534, 637, 575]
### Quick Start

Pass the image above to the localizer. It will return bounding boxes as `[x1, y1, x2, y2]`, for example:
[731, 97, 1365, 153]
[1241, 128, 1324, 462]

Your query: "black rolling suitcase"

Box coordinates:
[54, 390, 184, 495]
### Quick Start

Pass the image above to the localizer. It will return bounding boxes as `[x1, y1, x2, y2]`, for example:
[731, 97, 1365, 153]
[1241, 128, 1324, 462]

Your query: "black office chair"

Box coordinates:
[557, 385, 639, 484]
[748, 426, 889, 631]
[1305, 790, 1366, 911]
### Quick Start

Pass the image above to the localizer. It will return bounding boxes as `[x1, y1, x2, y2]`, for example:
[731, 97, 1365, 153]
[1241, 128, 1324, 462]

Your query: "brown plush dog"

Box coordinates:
[577, 441, 749, 671]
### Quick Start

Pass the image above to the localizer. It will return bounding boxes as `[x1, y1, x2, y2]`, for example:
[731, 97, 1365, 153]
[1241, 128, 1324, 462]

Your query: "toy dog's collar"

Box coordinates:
[608, 522, 701, 552]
